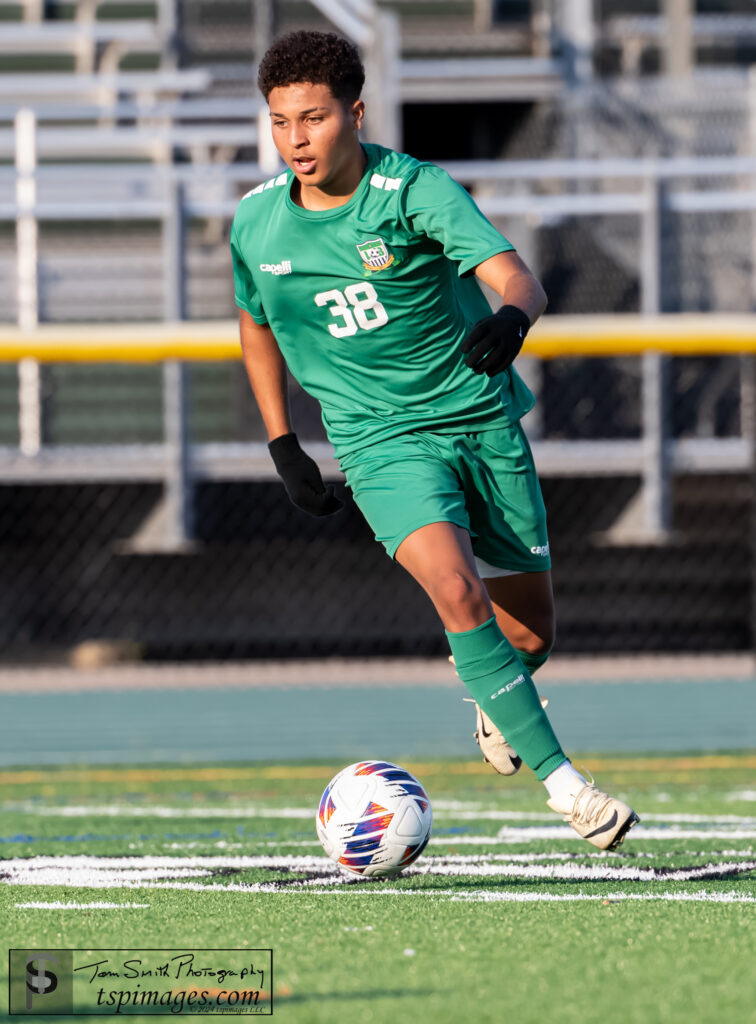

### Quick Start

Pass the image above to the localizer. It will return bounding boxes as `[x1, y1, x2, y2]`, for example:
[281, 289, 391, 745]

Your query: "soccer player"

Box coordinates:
[231, 31, 640, 850]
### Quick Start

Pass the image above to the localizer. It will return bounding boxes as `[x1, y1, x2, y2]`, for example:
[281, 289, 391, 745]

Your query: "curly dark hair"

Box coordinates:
[257, 30, 365, 105]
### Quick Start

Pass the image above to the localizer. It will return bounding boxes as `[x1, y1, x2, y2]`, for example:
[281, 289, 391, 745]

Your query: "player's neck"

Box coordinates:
[292, 143, 367, 212]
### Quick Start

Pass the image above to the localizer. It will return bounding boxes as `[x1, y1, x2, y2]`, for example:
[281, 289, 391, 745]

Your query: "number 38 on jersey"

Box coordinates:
[315, 283, 389, 338]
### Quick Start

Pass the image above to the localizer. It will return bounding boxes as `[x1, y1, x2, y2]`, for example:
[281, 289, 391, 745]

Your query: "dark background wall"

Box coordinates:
[0, 473, 749, 662]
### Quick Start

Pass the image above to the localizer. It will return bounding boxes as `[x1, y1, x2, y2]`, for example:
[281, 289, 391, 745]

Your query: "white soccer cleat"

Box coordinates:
[547, 783, 640, 851]
[464, 699, 523, 775]
[451, 649, 549, 776]
[462, 696, 550, 775]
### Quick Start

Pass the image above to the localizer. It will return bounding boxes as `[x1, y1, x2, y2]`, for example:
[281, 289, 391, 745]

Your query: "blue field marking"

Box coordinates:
[0, 827, 230, 845]
[0, 678, 754, 766]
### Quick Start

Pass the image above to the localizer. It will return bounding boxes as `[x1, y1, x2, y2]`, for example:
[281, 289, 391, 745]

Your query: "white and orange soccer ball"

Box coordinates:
[316, 760, 433, 878]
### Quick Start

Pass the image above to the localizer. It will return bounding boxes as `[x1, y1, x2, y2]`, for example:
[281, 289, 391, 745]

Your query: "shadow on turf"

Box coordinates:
[255, 987, 437, 1008]
[0, 988, 437, 1019]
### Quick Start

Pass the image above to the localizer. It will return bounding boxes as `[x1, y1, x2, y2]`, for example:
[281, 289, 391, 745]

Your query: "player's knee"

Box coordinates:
[431, 571, 490, 624]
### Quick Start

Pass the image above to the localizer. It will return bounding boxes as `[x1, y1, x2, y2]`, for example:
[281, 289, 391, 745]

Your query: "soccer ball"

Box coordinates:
[316, 760, 433, 878]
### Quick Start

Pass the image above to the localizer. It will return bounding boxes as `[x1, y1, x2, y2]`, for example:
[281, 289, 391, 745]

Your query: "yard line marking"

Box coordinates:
[7, 804, 756, 827]
[3, 854, 755, 890]
[248, 888, 756, 904]
[6, 868, 215, 885]
[146, 839, 756, 861]
[494, 827, 756, 842]
[431, 833, 756, 846]
[432, 802, 756, 824]
[448, 890, 756, 904]
[2, 854, 335, 869]
[3, 805, 314, 819]
[408, 861, 756, 882]
[426, 849, 756, 862]
[11, 880, 752, 904]
[446, 811, 756, 824]
[15, 901, 149, 909]
[4, 852, 756, 871]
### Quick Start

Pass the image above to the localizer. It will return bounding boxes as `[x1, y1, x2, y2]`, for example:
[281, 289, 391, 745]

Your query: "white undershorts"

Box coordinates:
[474, 556, 524, 579]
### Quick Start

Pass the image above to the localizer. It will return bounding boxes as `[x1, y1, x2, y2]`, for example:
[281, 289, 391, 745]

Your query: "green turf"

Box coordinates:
[2, 753, 756, 1024]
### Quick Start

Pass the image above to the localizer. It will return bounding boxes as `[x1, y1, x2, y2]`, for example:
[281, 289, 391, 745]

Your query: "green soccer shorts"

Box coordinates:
[340, 423, 551, 576]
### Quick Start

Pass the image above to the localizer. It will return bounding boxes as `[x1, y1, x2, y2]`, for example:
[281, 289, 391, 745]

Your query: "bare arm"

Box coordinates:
[474, 250, 548, 326]
[461, 251, 547, 376]
[239, 309, 342, 516]
[238, 308, 292, 441]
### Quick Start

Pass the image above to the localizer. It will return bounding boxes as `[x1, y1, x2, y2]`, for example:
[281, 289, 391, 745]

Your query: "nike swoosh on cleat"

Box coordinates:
[583, 811, 618, 839]
[606, 812, 641, 850]
[479, 719, 510, 744]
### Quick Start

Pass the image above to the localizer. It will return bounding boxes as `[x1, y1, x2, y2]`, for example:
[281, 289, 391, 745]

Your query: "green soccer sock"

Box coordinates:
[515, 647, 551, 677]
[446, 616, 566, 780]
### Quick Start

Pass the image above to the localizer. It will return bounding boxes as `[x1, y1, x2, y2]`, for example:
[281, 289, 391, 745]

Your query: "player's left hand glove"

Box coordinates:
[461, 304, 530, 376]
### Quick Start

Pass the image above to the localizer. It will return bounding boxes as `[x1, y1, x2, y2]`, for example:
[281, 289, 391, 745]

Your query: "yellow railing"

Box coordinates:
[0, 314, 754, 363]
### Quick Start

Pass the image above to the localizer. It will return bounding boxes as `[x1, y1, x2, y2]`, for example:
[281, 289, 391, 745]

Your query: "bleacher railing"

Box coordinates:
[0, 315, 754, 551]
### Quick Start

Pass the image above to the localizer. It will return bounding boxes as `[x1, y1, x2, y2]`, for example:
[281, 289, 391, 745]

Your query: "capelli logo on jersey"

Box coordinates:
[259, 261, 292, 276]
[356, 237, 395, 274]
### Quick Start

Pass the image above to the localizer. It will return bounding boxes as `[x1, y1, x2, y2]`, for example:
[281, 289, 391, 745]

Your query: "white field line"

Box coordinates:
[7, 803, 756, 827]
[8, 879, 755, 905]
[408, 861, 756, 882]
[3, 854, 338, 870]
[445, 811, 756, 824]
[15, 901, 150, 909]
[248, 838, 756, 858]
[158, 839, 756, 862]
[433, 801, 756, 824]
[3, 805, 315, 819]
[493, 827, 756, 842]
[448, 891, 756, 904]
[422, 849, 756, 862]
[5, 823, 756, 849]
[268, 889, 756, 905]
[3, 854, 756, 890]
[7, 868, 214, 883]
[4, 850, 756, 870]
[6, 807, 756, 842]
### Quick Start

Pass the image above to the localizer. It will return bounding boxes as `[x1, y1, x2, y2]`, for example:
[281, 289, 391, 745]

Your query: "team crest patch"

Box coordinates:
[357, 237, 395, 273]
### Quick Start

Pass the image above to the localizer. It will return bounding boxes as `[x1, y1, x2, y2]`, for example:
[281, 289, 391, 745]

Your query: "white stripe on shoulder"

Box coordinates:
[241, 172, 288, 200]
[370, 172, 402, 191]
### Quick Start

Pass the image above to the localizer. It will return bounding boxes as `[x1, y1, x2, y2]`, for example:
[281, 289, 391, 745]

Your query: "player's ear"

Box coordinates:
[351, 99, 365, 131]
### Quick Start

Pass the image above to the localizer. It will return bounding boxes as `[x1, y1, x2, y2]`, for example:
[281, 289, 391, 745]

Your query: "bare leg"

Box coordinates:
[395, 521, 492, 631]
[484, 570, 555, 656]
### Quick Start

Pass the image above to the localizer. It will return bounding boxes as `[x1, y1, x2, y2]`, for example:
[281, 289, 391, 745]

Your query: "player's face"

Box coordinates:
[267, 82, 364, 194]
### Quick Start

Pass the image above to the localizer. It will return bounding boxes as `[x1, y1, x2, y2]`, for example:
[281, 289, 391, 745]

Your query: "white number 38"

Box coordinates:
[314, 283, 389, 338]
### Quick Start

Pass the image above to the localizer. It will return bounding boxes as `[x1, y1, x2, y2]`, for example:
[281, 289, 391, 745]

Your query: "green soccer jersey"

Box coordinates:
[230, 143, 534, 460]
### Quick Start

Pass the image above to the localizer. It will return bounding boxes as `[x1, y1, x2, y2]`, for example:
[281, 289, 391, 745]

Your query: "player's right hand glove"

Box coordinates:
[268, 432, 343, 517]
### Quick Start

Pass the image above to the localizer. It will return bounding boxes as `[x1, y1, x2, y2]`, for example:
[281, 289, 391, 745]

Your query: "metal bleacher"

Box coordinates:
[2, 0, 756, 552]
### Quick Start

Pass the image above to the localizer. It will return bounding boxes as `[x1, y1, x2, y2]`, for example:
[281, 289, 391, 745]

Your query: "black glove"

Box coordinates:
[461, 304, 530, 377]
[268, 432, 343, 517]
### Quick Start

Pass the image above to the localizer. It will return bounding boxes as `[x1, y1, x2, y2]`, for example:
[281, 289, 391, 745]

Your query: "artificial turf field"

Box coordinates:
[2, 752, 755, 1024]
